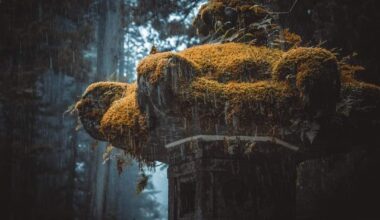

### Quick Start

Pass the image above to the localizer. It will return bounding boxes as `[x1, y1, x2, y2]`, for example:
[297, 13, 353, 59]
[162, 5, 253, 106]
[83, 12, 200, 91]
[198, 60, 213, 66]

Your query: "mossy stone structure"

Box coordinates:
[75, 1, 380, 219]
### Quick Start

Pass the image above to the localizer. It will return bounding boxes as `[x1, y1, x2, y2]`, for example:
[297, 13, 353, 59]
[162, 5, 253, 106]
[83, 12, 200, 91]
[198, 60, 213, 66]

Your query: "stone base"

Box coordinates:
[167, 140, 296, 220]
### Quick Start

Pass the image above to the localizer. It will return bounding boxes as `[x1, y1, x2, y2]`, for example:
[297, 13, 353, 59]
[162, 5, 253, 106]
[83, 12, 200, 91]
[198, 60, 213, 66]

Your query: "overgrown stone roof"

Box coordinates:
[76, 1, 380, 162]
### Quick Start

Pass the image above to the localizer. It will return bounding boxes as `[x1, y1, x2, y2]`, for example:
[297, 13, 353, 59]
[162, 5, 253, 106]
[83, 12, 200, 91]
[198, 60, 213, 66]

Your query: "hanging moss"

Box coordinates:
[185, 77, 297, 132]
[100, 83, 147, 151]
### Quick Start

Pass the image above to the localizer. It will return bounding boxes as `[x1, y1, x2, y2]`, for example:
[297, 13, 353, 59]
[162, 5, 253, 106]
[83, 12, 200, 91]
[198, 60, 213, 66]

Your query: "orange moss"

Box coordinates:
[137, 51, 200, 84]
[279, 29, 302, 50]
[75, 81, 128, 140]
[82, 81, 128, 96]
[273, 47, 338, 81]
[190, 77, 293, 102]
[76, 81, 128, 120]
[181, 43, 282, 81]
[273, 47, 340, 112]
[136, 52, 174, 80]
[339, 63, 380, 93]
[185, 77, 297, 131]
[75, 0, 380, 162]
[138, 43, 283, 83]
[339, 63, 366, 84]
[100, 83, 147, 153]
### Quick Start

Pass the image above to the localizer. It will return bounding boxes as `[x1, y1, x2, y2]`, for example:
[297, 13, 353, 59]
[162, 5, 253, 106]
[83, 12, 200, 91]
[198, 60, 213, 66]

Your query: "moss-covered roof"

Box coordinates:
[137, 44, 341, 117]
[76, 40, 380, 162]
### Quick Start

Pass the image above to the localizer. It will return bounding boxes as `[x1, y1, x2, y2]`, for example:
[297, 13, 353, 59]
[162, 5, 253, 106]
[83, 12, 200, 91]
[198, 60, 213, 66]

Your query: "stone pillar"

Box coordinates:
[167, 139, 296, 220]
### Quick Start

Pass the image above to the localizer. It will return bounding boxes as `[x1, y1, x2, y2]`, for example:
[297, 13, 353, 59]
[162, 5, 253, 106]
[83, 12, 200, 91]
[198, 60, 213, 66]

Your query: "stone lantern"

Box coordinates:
[75, 1, 380, 219]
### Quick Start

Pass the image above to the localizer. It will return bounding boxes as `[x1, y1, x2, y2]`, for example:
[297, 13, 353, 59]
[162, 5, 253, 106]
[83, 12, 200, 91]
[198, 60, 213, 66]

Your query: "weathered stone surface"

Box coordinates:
[168, 140, 296, 220]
